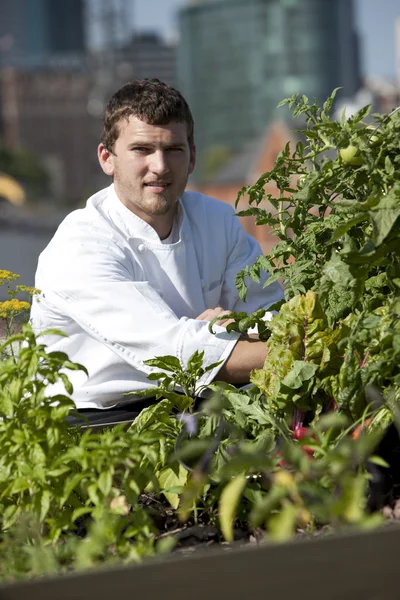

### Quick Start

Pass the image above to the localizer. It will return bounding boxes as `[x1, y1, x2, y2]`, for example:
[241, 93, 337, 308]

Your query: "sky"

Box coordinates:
[132, 0, 400, 81]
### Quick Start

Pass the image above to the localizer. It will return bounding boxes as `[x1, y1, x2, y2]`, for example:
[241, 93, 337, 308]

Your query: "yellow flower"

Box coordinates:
[0, 299, 30, 319]
[0, 270, 20, 285]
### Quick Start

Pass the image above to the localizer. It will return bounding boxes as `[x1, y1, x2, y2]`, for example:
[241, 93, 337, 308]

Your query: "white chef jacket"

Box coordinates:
[30, 184, 283, 409]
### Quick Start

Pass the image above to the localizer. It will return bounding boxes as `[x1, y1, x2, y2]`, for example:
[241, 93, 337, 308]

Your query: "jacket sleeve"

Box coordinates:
[39, 232, 239, 388]
[220, 207, 284, 313]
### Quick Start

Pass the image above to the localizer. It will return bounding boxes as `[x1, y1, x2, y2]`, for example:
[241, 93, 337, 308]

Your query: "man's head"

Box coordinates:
[100, 78, 194, 154]
[98, 79, 196, 237]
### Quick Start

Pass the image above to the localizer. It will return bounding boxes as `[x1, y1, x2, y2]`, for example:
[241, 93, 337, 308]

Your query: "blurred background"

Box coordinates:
[0, 0, 399, 293]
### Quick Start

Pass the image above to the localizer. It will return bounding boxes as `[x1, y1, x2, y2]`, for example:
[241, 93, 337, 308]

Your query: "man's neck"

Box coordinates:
[114, 188, 178, 239]
[144, 209, 177, 240]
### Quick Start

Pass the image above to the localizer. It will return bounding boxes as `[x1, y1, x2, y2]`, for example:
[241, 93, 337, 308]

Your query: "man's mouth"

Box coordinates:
[144, 182, 170, 188]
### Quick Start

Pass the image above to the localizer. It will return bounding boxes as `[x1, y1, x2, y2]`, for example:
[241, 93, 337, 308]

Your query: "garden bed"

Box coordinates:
[2, 524, 400, 600]
[0, 91, 400, 584]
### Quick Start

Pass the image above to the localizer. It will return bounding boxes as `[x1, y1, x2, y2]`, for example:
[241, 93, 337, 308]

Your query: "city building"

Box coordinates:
[396, 17, 400, 94]
[178, 0, 361, 180]
[0, 68, 105, 205]
[113, 33, 177, 88]
[0, 0, 86, 69]
[0, 0, 178, 208]
[86, 0, 132, 53]
[188, 120, 298, 254]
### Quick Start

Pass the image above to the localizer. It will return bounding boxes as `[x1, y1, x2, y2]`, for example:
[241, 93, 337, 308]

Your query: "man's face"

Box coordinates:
[98, 115, 196, 225]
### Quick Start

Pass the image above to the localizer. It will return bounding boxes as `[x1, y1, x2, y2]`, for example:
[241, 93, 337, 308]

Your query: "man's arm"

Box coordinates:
[217, 335, 266, 383]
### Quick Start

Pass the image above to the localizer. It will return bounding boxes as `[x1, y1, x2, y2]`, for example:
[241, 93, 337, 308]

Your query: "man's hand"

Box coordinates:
[196, 306, 235, 327]
[196, 307, 266, 384]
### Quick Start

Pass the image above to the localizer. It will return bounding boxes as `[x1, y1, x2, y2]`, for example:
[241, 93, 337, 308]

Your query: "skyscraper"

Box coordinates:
[0, 0, 86, 69]
[178, 0, 361, 180]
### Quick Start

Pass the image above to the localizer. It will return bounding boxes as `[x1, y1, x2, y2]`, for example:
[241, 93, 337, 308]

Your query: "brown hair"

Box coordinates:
[101, 78, 195, 152]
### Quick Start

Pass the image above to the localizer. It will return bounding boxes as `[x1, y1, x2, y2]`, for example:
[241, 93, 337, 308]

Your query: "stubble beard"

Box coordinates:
[114, 164, 189, 219]
[115, 177, 181, 219]
[141, 190, 177, 217]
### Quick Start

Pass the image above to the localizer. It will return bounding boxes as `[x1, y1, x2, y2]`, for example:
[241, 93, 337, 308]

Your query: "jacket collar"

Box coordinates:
[106, 183, 185, 244]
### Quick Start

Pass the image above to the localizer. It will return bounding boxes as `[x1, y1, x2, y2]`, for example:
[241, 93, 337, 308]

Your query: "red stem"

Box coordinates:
[292, 407, 304, 431]
[360, 350, 370, 369]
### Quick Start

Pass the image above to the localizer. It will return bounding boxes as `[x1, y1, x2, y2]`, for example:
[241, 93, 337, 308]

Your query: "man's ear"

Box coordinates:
[189, 144, 196, 175]
[98, 144, 115, 176]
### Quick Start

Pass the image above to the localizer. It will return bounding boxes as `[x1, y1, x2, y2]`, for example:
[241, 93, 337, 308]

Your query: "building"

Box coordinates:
[0, 68, 105, 206]
[188, 120, 298, 254]
[86, 0, 132, 53]
[0, 0, 86, 69]
[113, 33, 177, 88]
[396, 17, 400, 93]
[178, 0, 361, 180]
[0, 0, 177, 207]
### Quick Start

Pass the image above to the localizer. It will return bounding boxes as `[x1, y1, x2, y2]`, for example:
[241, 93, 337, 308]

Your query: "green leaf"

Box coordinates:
[2, 504, 20, 529]
[87, 483, 100, 505]
[47, 351, 69, 362]
[131, 386, 161, 398]
[268, 502, 298, 541]
[98, 470, 113, 496]
[282, 361, 318, 389]
[368, 455, 390, 468]
[219, 473, 247, 542]
[329, 214, 368, 243]
[385, 156, 394, 177]
[349, 103, 371, 124]
[235, 272, 248, 301]
[38, 328, 68, 338]
[204, 359, 224, 373]
[240, 403, 277, 426]
[369, 206, 400, 247]
[64, 361, 88, 375]
[144, 355, 182, 372]
[158, 464, 188, 509]
[8, 477, 30, 495]
[0, 393, 14, 417]
[160, 391, 194, 411]
[60, 373, 73, 395]
[131, 399, 173, 433]
[146, 372, 168, 381]
[187, 350, 205, 373]
[40, 489, 52, 521]
[61, 474, 84, 505]
[71, 507, 93, 522]
[321, 251, 355, 286]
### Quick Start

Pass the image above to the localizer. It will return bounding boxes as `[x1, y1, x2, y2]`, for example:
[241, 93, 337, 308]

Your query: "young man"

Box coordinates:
[31, 79, 283, 422]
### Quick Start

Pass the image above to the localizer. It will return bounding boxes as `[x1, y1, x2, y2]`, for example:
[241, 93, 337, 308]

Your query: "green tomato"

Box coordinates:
[297, 174, 307, 189]
[339, 144, 364, 166]
[366, 125, 380, 146]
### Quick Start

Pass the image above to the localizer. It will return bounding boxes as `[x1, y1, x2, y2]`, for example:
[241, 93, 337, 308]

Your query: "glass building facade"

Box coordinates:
[0, 0, 85, 69]
[178, 0, 360, 179]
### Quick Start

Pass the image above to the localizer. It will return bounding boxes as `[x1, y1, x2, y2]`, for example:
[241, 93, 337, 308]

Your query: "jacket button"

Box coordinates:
[137, 243, 145, 252]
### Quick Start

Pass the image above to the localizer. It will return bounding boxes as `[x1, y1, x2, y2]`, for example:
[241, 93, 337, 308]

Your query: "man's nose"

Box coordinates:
[149, 151, 169, 175]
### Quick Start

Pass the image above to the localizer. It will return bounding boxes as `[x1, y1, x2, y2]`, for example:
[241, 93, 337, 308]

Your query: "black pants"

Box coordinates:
[66, 396, 158, 428]
[66, 384, 248, 429]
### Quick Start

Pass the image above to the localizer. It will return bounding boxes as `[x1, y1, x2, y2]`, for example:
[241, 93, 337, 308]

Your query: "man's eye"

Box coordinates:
[132, 147, 148, 153]
[167, 147, 183, 152]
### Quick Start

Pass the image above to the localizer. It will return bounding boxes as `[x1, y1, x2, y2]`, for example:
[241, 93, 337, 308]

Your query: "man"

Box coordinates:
[31, 79, 283, 423]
